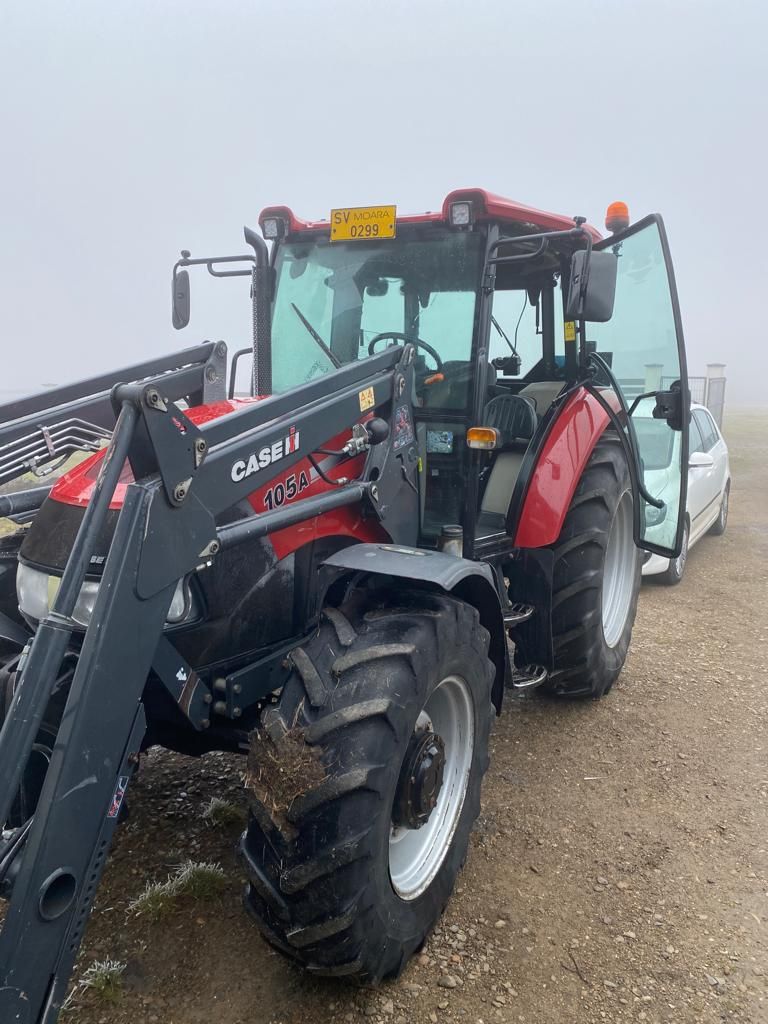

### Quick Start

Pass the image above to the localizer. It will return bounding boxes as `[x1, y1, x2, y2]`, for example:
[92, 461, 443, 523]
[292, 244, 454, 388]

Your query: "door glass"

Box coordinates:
[591, 217, 688, 555]
[693, 409, 717, 451]
[689, 415, 704, 455]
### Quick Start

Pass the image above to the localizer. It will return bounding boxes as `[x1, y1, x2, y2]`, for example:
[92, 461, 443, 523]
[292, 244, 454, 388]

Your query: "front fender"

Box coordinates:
[514, 388, 612, 549]
[323, 543, 508, 710]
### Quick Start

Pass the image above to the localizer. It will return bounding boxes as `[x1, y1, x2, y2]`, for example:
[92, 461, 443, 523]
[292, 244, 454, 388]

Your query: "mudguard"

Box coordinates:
[323, 543, 508, 709]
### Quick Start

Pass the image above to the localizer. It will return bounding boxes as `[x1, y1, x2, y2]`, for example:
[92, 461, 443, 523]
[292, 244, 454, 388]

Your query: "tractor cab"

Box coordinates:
[180, 189, 688, 562]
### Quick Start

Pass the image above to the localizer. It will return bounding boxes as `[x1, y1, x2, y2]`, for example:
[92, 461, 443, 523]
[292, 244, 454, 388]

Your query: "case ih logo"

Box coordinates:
[231, 426, 300, 482]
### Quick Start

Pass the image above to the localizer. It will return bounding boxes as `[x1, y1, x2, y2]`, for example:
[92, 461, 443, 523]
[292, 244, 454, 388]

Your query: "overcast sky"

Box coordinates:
[1, 0, 766, 407]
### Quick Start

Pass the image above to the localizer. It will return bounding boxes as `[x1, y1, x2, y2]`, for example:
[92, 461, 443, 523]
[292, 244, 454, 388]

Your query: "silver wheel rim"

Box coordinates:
[389, 675, 474, 900]
[602, 489, 635, 648]
[674, 527, 689, 577]
[720, 489, 729, 528]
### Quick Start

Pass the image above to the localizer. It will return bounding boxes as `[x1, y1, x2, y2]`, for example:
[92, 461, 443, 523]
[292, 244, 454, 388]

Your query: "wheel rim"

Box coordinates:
[674, 526, 689, 577]
[720, 489, 729, 528]
[389, 675, 474, 900]
[602, 489, 636, 648]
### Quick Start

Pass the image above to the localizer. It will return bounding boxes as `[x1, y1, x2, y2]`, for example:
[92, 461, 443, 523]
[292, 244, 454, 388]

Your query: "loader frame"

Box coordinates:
[0, 339, 462, 1022]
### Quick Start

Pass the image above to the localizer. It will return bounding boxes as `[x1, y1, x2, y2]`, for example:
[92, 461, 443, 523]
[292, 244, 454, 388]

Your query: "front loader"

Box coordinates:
[0, 189, 689, 1021]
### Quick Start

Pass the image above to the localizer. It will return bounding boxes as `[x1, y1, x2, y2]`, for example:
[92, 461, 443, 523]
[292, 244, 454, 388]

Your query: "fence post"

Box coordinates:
[644, 363, 664, 393]
[705, 363, 727, 428]
[705, 363, 726, 405]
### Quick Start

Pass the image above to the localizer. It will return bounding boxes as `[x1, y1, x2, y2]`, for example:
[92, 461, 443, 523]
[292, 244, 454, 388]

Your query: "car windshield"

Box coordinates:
[269, 231, 483, 408]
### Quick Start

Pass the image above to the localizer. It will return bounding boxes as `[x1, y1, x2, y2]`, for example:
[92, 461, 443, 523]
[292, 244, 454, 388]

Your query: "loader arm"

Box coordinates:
[0, 342, 419, 1023]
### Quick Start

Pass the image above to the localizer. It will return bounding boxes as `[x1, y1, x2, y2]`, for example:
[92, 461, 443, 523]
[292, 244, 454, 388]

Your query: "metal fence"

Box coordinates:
[705, 376, 726, 428]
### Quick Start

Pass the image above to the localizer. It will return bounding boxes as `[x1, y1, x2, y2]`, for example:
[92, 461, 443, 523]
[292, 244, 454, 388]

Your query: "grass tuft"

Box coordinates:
[174, 859, 228, 900]
[127, 860, 227, 920]
[202, 796, 247, 828]
[78, 959, 126, 1003]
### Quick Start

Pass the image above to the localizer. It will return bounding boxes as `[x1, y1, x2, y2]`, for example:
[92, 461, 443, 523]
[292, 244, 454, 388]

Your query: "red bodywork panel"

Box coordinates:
[50, 398, 389, 560]
[259, 188, 602, 243]
[513, 388, 615, 549]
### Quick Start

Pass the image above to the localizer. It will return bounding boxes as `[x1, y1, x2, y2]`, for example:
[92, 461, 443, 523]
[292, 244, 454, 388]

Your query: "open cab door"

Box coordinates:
[589, 215, 690, 558]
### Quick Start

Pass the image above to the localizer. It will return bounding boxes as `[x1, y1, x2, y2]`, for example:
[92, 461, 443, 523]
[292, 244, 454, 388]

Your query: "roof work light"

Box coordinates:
[262, 217, 285, 240]
[449, 201, 473, 227]
[605, 201, 630, 234]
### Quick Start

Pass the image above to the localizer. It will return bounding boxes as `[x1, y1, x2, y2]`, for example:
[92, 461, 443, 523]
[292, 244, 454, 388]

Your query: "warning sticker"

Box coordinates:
[359, 386, 375, 412]
[107, 776, 129, 819]
[564, 321, 577, 342]
[393, 405, 415, 450]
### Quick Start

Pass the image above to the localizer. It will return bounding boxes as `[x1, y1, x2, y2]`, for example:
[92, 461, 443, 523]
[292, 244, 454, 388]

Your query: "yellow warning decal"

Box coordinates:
[331, 206, 396, 242]
[359, 386, 375, 412]
[564, 321, 577, 342]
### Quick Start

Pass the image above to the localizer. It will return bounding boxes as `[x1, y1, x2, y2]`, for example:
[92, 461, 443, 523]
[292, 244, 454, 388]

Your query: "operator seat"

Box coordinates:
[479, 394, 537, 521]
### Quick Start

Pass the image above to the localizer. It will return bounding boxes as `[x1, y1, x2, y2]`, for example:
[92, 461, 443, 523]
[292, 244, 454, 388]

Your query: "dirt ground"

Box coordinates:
[25, 410, 768, 1023]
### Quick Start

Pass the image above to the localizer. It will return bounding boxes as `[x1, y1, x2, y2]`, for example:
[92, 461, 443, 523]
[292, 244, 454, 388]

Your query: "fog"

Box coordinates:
[1, 0, 766, 407]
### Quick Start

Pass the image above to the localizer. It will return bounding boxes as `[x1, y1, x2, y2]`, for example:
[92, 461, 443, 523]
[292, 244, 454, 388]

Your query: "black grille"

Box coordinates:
[20, 499, 120, 578]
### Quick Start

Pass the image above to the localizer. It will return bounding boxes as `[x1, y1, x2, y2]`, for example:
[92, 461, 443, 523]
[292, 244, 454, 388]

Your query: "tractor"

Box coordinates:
[0, 189, 689, 1022]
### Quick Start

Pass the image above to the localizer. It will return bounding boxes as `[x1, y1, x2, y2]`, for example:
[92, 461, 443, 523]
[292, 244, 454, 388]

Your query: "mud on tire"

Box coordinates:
[240, 588, 494, 982]
[543, 434, 640, 699]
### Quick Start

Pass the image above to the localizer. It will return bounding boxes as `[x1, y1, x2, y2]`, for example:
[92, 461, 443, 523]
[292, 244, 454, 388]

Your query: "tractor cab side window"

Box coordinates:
[489, 281, 565, 383]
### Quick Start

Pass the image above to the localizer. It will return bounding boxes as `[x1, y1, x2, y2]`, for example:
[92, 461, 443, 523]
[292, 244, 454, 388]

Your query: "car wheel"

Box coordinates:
[709, 482, 729, 536]
[662, 520, 689, 585]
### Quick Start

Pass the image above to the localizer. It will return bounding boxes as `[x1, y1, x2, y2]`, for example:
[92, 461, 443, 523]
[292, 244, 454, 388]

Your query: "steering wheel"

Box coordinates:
[367, 332, 444, 376]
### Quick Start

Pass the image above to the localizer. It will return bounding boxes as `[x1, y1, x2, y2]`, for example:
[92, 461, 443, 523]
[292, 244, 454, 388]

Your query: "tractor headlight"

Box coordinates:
[16, 564, 197, 628]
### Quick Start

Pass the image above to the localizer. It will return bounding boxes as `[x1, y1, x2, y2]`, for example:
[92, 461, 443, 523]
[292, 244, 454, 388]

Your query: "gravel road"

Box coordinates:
[33, 410, 768, 1023]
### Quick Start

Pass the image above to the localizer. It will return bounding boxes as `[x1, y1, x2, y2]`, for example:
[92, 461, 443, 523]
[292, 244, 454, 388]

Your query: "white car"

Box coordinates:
[641, 403, 730, 584]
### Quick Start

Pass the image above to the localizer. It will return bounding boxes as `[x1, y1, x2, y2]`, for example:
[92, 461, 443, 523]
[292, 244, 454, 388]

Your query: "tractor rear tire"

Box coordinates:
[240, 588, 494, 983]
[543, 434, 640, 699]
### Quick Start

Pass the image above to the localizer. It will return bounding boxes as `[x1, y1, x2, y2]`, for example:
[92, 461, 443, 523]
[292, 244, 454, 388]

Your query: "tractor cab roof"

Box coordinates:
[259, 188, 602, 245]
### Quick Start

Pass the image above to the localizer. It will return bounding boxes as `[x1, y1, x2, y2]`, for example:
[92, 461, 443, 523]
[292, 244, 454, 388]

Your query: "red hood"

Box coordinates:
[50, 397, 263, 510]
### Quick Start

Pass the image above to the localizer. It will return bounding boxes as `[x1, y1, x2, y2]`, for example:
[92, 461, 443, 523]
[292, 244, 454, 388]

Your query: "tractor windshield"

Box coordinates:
[270, 231, 484, 408]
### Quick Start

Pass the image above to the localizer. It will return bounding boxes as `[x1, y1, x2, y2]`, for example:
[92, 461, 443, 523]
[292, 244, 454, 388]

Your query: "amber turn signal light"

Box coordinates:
[466, 427, 500, 450]
[605, 201, 630, 234]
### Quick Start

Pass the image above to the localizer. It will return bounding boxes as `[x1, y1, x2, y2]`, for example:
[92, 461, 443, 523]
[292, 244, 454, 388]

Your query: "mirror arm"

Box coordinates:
[626, 390, 659, 417]
[487, 238, 549, 265]
[489, 225, 588, 253]
[176, 253, 257, 279]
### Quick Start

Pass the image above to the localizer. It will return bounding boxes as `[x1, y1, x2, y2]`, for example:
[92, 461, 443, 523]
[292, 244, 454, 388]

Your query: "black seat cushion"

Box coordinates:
[483, 394, 537, 451]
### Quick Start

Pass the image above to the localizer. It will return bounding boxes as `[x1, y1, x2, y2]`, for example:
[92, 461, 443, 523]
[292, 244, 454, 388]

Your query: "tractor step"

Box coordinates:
[503, 603, 535, 627]
[511, 664, 548, 691]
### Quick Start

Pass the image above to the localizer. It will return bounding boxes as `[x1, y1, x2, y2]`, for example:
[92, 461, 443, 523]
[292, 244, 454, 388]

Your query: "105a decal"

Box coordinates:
[263, 470, 311, 510]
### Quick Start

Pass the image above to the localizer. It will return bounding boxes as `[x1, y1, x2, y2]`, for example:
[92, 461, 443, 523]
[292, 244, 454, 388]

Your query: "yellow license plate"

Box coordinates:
[330, 205, 396, 242]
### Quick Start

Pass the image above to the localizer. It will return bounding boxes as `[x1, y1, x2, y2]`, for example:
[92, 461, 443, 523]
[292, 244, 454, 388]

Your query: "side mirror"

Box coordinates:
[689, 450, 714, 469]
[565, 250, 617, 323]
[172, 268, 190, 329]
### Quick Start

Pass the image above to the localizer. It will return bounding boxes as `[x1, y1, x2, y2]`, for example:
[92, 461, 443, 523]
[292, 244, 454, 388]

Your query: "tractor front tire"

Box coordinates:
[544, 434, 640, 699]
[240, 588, 494, 982]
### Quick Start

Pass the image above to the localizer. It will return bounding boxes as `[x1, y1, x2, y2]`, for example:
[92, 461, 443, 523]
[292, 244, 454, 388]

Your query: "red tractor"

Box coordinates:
[0, 189, 689, 1021]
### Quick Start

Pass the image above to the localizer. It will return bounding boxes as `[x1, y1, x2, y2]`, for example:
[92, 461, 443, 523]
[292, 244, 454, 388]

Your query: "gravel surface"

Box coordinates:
[24, 411, 768, 1024]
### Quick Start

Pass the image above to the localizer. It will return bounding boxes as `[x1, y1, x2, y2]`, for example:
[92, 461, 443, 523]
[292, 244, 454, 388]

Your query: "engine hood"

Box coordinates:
[48, 397, 262, 511]
[19, 397, 261, 577]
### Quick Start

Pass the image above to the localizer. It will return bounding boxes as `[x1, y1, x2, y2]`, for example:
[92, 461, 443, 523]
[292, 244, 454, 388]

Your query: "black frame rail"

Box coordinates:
[0, 343, 227, 487]
[0, 343, 415, 1023]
